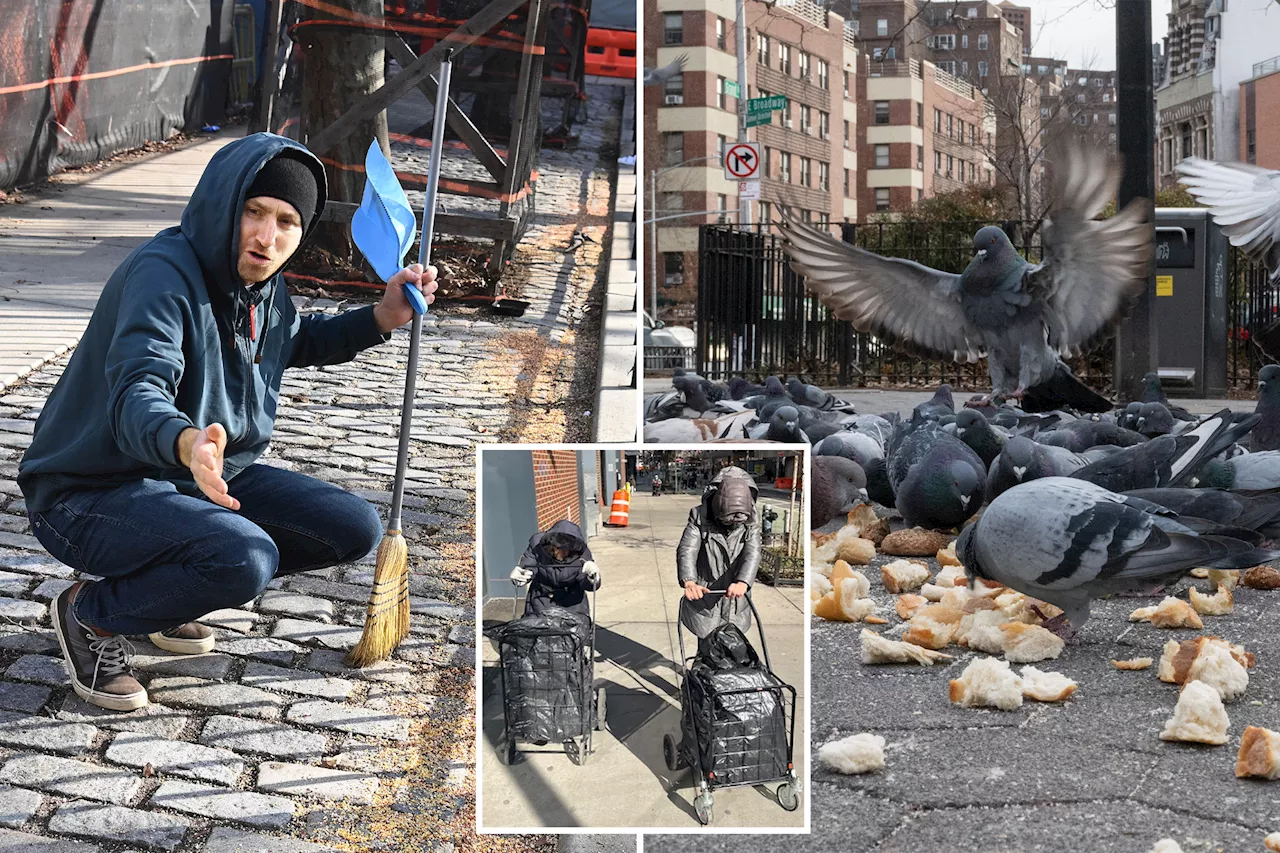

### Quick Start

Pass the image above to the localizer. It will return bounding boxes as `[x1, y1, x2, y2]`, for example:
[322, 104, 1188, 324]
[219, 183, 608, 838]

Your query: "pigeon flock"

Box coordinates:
[807, 367, 1280, 637]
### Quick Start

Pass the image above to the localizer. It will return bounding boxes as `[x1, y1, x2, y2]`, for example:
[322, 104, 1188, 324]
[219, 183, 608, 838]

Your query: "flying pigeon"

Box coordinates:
[1176, 157, 1280, 290]
[887, 417, 986, 529]
[1252, 364, 1280, 451]
[779, 143, 1150, 408]
[643, 53, 688, 87]
[958, 477, 1278, 637]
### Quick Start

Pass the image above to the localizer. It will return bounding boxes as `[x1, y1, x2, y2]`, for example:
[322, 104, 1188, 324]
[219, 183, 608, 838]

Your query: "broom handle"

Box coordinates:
[389, 50, 453, 532]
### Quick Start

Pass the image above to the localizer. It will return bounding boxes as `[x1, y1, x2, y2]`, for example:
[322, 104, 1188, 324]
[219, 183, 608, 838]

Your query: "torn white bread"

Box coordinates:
[1020, 666, 1078, 702]
[1188, 584, 1233, 616]
[903, 604, 964, 650]
[818, 732, 886, 774]
[920, 582, 948, 602]
[860, 628, 953, 666]
[1149, 840, 1184, 853]
[1266, 833, 1280, 853]
[1130, 596, 1204, 629]
[949, 656, 1024, 710]
[1159, 637, 1255, 685]
[895, 594, 928, 620]
[1000, 622, 1065, 663]
[934, 564, 968, 588]
[1111, 657, 1155, 671]
[1236, 726, 1280, 780]
[1160, 679, 1230, 745]
[814, 575, 877, 622]
[936, 540, 962, 567]
[880, 559, 930, 594]
[1183, 641, 1249, 702]
[957, 609, 1009, 655]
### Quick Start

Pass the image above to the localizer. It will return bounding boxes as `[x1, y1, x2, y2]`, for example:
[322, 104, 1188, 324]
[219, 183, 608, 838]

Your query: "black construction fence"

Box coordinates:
[697, 221, 1274, 393]
[0, 0, 235, 189]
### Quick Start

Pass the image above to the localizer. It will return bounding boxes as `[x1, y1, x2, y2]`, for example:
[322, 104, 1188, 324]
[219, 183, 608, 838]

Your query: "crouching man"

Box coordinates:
[18, 133, 438, 710]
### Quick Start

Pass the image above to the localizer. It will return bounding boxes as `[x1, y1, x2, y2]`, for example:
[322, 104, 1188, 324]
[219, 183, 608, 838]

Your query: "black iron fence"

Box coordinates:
[697, 221, 1273, 393]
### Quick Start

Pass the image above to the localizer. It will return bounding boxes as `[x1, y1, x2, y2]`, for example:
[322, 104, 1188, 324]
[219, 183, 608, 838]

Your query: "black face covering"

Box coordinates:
[713, 477, 754, 527]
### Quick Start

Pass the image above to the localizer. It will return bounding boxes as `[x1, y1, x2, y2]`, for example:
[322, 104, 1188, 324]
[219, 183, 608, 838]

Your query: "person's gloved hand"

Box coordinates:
[726, 581, 748, 599]
[683, 580, 710, 600]
[583, 560, 600, 582]
[510, 566, 533, 586]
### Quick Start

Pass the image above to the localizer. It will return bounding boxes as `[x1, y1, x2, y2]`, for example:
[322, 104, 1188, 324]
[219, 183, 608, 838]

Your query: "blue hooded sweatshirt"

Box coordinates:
[18, 132, 390, 513]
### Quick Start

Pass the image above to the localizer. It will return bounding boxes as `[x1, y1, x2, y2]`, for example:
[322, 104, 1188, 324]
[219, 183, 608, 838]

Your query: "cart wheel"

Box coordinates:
[497, 739, 518, 766]
[595, 687, 607, 732]
[564, 738, 583, 765]
[693, 792, 713, 826]
[663, 733, 680, 771]
[776, 781, 800, 812]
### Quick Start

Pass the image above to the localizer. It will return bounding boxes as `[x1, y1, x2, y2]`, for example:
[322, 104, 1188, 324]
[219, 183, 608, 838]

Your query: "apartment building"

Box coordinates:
[643, 0, 858, 322]
[857, 56, 993, 217]
[997, 2, 1032, 56]
[1242, 55, 1280, 169]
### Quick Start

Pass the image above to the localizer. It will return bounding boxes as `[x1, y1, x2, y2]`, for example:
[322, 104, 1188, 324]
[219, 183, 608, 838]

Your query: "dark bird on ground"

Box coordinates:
[1123, 487, 1280, 541]
[985, 436, 1121, 500]
[1253, 364, 1280, 451]
[887, 417, 986, 529]
[954, 408, 1007, 468]
[1195, 450, 1280, 490]
[779, 143, 1150, 409]
[744, 376, 796, 419]
[672, 374, 712, 412]
[1067, 409, 1259, 492]
[566, 228, 596, 252]
[1138, 372, 1194, 421]
[958, 477, 1279, 637]
[812, 457, 867, 527]
[1135, 402, 1177, 438]
[913, 384, 955, 421]
[1036, 419, 1147, 453]
[727, 377, 765, 400]
[787, 377, 845, 410]
[864, 457, 897, 508]
[751, 405, 805, 443]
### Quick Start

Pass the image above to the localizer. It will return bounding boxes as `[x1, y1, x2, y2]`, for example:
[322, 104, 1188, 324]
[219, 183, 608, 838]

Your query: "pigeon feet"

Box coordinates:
[965, 394, 996, 409]
[1033, 610, 1080, 643]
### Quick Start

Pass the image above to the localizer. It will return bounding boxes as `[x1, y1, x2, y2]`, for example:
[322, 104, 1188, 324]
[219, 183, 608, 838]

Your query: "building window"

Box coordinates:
[961, 61, 969, 76]
[917, 144, 924, 169]
[844, 168, 850, 196]
[758, 34, 770, 66]
[779, 43, 792, 75]
[800, 157, 811, 187]
[876, 18, 888, 36]
[843, 71, 850, 98]
[1248, 129, 1257, 163]
[875, 188, 890, 211]
[937, 60, 956, 75]
[1196, 126, 1207, 158]
[665, 74, 683, 100]
[1093, 112, 1099, 124]
[717, 77, 727, 109]
[947, 154, 954, 178]
[716, 17, 726, 50]
[1077, 93, 1086, 103]
[1103, 92, 1111, 103]
[917, 188, 924, 203]
[875, 101, 890, 125]
[798, 51, 811, 80]
[663, 12, 682, 45]
[718, 134, 728, 162]
[819, 162, 829, 191]
[664, 132, 684, 166]
[1181, 123, 1193, 159]
[934, 108, 942, 132]
[967, 5, 977, 16]
[819, 110, 830, 139]
[935, 150, 942, 173]
[661, 191, 682, 211]
[970, 161, 977, 181]
[1108, 112, 1116, 126]
[780, 152, 791, 183]
[800, 105, 811, 135]
[843, 119, 850, 148]
[977, 33, 988, 50]
[818, 60, 829, 90]
[762, 146, 771, 177]
[947, 114, 954, 138]
[817, 212, 829, 228]
[759, 201, 771, 224]
[873, 48, 883, 61]
[978, 61, 988, 77]
[875, 144, 890, 167]
[802, 209, 812, 223]
[663, 253, 683, 285]
[887, 46, 897, 59]
[961, 34, 968, 49]
[932, 34, 955, 50]
[1040, 107, 1050, 118]
[916, 102, 923, 127]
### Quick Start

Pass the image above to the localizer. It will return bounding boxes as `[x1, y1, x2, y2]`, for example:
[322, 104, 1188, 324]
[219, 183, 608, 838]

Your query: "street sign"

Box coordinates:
[724, 79, 740, 98]
[739, 180, 761, 200]
[744, 95, 786, 129]
[723, 143, 760, 181]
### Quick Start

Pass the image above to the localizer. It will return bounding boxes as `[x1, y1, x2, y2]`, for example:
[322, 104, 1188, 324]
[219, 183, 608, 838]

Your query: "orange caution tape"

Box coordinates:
[0, 53, 234, 97]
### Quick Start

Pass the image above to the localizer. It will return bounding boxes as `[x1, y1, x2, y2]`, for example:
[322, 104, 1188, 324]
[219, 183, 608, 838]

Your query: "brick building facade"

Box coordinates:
[1242, 57, 1280, 169]
[531, 450, 581, 530]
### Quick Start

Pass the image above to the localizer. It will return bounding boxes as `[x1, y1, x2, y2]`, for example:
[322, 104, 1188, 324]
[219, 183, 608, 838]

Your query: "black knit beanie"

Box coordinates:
[246, 150, 320, 231]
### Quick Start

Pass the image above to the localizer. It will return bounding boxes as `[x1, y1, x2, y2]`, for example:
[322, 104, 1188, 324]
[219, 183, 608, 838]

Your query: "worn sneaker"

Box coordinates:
[51, 583, 147, 711]
[148, 623, 215, 655]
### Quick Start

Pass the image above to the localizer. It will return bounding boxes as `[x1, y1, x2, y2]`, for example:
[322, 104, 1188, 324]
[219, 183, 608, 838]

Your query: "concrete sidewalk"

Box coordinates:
[0, 130, 244, 389]
[480, 492, 807, 830]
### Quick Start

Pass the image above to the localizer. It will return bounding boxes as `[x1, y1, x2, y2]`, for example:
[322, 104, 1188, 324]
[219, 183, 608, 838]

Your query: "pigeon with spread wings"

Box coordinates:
[778, 144, 1151, 410]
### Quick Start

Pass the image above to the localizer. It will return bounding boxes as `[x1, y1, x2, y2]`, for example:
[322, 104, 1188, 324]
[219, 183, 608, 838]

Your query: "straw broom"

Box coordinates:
[348, 51, 455, 667]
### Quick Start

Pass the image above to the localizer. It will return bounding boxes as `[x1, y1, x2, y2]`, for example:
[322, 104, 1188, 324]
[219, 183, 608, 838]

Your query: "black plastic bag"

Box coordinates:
[494, 607, 593, 742]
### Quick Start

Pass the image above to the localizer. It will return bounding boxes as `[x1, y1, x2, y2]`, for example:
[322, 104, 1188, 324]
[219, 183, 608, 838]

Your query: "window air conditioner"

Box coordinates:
[664, 94, 684, 105]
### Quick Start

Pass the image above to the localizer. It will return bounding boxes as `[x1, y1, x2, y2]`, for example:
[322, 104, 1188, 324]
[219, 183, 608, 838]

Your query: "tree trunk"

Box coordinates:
[299, 0, 390, 262]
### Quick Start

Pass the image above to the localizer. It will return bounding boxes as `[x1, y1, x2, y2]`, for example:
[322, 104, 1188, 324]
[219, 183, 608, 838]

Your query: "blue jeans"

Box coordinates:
[28, 464, 383, 635]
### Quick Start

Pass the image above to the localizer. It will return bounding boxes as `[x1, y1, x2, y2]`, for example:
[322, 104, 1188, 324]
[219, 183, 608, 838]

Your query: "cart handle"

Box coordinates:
[509, 565, 599, 659]
[673, 588, 775, 683]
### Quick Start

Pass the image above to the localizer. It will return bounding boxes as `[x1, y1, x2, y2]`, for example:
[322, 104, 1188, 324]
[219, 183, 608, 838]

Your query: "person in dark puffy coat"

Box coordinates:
[677, 466, 761, 644]
[509, 519, 600, 617]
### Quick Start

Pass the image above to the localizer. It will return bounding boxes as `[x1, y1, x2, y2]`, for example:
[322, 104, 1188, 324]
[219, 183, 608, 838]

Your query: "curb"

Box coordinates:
[593, 80, 639, 443]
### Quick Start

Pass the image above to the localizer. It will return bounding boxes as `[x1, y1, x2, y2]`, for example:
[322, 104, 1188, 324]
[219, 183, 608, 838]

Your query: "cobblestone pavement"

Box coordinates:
[0, 83, 627, 853]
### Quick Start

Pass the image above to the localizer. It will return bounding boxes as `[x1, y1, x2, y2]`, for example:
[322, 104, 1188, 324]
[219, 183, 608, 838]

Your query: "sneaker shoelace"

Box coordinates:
[85, 633, 136, 685]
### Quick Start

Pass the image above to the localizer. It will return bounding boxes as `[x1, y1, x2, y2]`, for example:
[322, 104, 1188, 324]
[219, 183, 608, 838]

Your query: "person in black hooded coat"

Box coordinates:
[509, 519, 600, 617]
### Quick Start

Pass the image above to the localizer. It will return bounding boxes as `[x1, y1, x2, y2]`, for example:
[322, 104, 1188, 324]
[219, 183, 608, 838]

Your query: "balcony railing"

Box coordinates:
[1254, 55, 1280, 78]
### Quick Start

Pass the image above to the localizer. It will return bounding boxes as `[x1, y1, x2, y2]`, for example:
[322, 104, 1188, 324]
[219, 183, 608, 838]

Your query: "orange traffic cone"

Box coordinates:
[606, 490, 630, 526]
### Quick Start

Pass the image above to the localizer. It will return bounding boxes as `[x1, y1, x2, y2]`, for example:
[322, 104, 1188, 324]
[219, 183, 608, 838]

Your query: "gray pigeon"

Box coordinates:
[1035, 419, 1147, 453]
[750, 405, 805, 443]
[812, 456, 867, 527]
[887, 418, 985, 529]
[913, 384, 954, 420]
[1177, 158, 1280, 290]
[1068, 409, 1259, 492]
[673, 374, 712, 412]
[643, 53, 688, 87]
[958, 477, 1278, 637]
[786, 377, 844, 411]
[985, 436, 1121, 501]
[744, 376, 795, 419]
[863, 456, 896, 508]
[1252, 364, 1280, 451]
[1196, 450, 1280, 490]
[1124, 487, 1280, 542]
[780, 143, 1150, 407]
[728, 377, 765, 400]
[954, 408, 1006, 468]
[1135, 402, 1176, 438]
[814, 430, 884, 469]
[1140, 372, 1194, 421]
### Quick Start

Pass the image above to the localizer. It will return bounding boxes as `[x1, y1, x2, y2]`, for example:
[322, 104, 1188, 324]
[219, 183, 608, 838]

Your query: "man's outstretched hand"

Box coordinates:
[374, 264, 439, 333]
[178, 424, 240, 510]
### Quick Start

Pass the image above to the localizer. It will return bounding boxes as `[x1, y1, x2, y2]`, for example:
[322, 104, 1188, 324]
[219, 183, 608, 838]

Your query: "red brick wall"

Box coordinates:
[1250, 74, 1280, 169]
[532, 450, 581, 530]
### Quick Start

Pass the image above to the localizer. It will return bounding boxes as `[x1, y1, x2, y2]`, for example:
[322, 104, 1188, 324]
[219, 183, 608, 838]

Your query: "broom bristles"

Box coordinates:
[347, 530, 411, 668]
